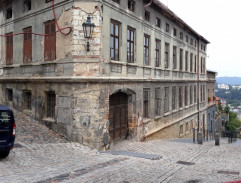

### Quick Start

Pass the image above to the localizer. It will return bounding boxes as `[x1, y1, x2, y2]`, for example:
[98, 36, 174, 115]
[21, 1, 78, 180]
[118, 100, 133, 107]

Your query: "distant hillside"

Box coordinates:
[216, 77, 241, 86]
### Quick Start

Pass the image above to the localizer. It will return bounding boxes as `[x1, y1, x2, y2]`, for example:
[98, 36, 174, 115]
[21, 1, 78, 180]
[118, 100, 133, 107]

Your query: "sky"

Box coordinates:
[159, 0, 241, 77]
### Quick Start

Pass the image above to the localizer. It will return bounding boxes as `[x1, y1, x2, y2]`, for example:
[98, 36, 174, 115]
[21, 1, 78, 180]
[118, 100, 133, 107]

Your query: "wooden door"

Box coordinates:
[109, 92, 128, 142]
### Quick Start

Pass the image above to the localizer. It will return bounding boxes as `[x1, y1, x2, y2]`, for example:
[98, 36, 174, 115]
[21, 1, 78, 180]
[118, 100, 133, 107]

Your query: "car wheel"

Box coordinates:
[0, 150, 10, 159]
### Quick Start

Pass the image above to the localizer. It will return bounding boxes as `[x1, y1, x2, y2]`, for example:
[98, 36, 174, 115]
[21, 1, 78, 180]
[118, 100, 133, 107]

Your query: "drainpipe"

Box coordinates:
[144, 0, 153, 8]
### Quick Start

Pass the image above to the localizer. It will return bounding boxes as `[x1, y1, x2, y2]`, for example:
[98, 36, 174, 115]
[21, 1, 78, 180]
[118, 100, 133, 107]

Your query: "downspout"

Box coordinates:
[197, 38, 200, 133]
[144, 0, 153, 8]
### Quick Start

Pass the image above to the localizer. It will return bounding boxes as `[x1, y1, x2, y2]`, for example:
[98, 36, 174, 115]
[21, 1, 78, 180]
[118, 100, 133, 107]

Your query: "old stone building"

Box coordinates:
[206, 70, 217, 132]
[0, 0, 211, 149]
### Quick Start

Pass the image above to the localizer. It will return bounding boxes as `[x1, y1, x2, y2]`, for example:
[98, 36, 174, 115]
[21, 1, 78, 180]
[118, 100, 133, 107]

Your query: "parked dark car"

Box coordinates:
[0, 105, 15, 159]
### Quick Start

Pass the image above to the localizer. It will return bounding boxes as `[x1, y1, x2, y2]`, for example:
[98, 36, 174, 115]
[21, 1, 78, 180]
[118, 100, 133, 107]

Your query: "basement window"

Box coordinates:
[45, 0, 52, 3]
[24, 0, 31, 11]
[6, 8, 12, 19]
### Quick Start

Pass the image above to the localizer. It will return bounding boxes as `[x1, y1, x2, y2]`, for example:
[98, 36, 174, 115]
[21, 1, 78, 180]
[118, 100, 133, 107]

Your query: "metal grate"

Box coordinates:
[177, 161, 195, 166]
[217, 170, 239, 175]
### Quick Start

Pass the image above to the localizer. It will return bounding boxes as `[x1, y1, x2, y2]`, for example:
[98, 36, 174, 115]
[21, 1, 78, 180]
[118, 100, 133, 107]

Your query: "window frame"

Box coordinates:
[127, 27, 135, 63]
[164, 87, 169, 113]
[179, 48, 183, 71]
[23, 26, 32, 63]
[165, 23, 169, 32]
[143, 89, 150, 118]
[44, 20, 56, 61]
[128, 0, 135, 12]
[172, 86, 176, 110]
[173, 46, 177, 69]
[144, 34, 150, 66]
[6, 32, 13, 65]
[179, 86, 183, 108]
[46, 91, 56, 119]
[164, 42, 169, 69]
[155, 88, 161, 116]
[144, 10, 150, 21]
[155, 39, 161, 67]
[23, 90, 32, 110]
[110, 20, 120, 61]
[6, 8, 12, 19]
[156, 17, 161, 27]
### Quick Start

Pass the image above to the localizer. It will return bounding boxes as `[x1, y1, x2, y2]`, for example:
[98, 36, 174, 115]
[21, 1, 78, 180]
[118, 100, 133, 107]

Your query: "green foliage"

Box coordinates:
[224, 105, 230, 113]
[230, 112, 237, 120]
[227, 118, 241, 131]
[218, 101, 222, 112]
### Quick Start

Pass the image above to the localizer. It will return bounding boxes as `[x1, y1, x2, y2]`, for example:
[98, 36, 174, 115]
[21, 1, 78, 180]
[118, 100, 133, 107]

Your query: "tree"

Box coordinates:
[224, 105, 230, 114]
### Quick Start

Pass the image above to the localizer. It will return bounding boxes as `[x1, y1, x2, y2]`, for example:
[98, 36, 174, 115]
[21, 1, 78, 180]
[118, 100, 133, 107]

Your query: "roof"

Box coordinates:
[0, 104, 12, 111]
[151, 0, 210, 44]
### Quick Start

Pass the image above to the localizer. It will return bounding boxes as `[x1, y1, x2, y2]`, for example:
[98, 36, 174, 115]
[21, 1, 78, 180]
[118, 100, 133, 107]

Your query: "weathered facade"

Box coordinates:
[206, 70, 217, 132]
[0, 0, 212, 149]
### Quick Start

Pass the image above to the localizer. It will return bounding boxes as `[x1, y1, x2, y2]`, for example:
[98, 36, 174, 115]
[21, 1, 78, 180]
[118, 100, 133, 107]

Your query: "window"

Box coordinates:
[23, 91, 31, 110]
[110, 20, 120, 61]
[194, 85, 197, 103]
[200, 57, 205, 73]
[127, 27, 135, 63]
[179, 86, 182, 108]
[143, 89, 149, 118]
[172, 86, 176, 110]
[155, 88, 161, 116]
[128, 0, 135, 12]
[156, 17, 161, 27]
[173, 28, 177, 36]
[190, 120, 193, 130]
[185, 51, 188, 72]
[180, 32, 183, 40]
[6, 8, 12, 19]
[23, 27, 32, 63]
[185, 86, 188, 106]
[24, 0, 31, 11]
[180, 124, 183, 135]
[186, 35, 188, 43]
[44, 20, 56, 61]
[201, 44, 203, 50]
[203, 58, 206, 73]
[7, 89, 13, 102]
[46, 92, 56, 119]
[145, 10, 150, 21]
[45, 0, 52, 3]
[164, 87, 169, 113]
[179, 48, 183, 71]
[190, 53, 193, 72]
[195, 41, 197, 48]
[155, 39, 161, 67]
[190, 38, 193, 46]
[173, 46, 177, 69]
[144, 35, 150, 66]
[6, 33, 13, 65]
[186, 122, 189, 132]
[165, 23, 169, 32]
[164, 43, 169, 68]
[190, 86, 193, 105]
[194, 55, 197, 73]
[204, 45, 206, 51]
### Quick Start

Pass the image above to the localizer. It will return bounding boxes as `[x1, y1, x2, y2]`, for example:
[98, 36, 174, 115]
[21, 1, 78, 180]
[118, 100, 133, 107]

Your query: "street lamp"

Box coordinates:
[82, 16, 95, 52]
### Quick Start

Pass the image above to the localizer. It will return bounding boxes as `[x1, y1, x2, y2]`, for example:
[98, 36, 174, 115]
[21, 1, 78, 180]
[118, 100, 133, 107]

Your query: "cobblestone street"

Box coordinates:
[1, 110, 241, 183]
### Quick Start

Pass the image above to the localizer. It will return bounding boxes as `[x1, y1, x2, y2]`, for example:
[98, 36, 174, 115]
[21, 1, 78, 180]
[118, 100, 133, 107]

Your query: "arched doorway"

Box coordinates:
[109, 92, 128, 142]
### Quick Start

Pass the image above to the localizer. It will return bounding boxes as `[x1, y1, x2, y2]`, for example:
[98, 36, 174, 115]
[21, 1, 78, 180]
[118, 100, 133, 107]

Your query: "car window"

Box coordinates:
[0, 111, 11, 124]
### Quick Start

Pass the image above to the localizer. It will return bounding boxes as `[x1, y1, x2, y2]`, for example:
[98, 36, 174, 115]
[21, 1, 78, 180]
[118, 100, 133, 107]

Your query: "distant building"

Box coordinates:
[233, 85, 241, 90]
[217, 84, 229, 90]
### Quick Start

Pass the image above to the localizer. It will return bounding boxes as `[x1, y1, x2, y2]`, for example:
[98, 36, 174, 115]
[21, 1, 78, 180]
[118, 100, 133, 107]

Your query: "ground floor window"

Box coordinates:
[46, 92, 56, 118]
[23, 91, 32, 110]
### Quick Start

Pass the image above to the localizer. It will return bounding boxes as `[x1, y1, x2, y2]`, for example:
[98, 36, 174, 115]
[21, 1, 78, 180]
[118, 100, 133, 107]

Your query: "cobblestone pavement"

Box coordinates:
[1, 110, 241, 183]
